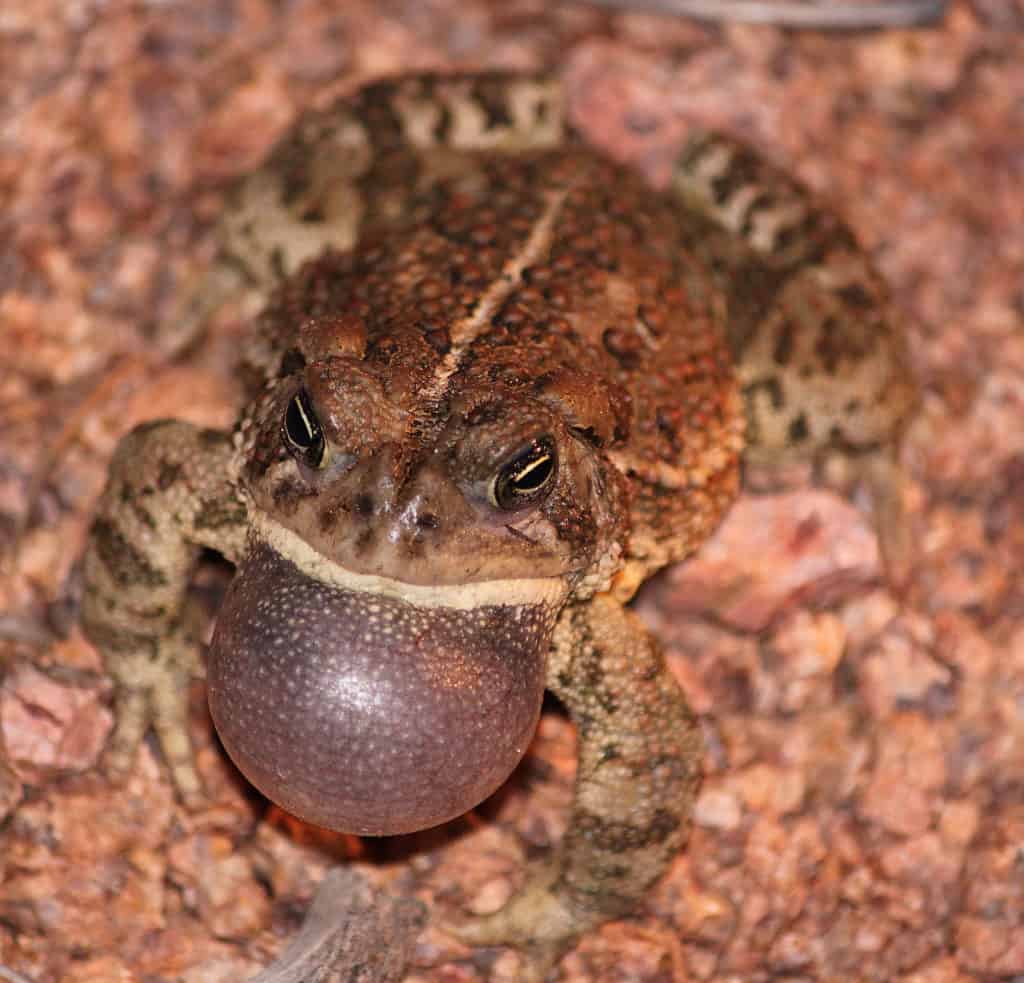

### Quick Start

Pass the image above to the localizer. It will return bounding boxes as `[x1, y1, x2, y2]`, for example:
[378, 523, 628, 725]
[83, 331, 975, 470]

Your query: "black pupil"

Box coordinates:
[285, 391, 323, 465]
[494, 437, 556, 509]
[511, 449, 552, 491]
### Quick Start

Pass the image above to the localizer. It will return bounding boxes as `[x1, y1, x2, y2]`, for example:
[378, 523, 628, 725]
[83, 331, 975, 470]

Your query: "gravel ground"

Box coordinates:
[1, 1, 1022, 981]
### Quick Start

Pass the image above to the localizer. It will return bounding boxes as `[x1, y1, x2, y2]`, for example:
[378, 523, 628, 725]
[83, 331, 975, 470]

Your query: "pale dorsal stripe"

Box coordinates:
[420, 186, 571, 406]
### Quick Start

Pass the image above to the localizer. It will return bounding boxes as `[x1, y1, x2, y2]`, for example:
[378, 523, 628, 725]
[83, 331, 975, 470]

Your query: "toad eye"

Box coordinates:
[490, 436, 557, 511]
[283, 390, 327, 469]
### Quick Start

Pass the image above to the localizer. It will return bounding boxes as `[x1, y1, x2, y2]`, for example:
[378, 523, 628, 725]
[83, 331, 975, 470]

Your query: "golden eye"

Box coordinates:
[283, 390, 327, 469]
[490, 436, 557, 511]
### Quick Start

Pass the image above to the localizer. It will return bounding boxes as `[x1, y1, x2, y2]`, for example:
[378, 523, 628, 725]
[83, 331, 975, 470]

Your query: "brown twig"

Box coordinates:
[584, 0, 948, 29]
[0, 965, 35, 983]
[248, 867, 426, 983]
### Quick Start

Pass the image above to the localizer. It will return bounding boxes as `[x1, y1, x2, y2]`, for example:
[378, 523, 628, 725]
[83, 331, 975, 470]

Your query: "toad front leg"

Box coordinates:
[457, 591, 702, 967]
[81, 420, 247, 803]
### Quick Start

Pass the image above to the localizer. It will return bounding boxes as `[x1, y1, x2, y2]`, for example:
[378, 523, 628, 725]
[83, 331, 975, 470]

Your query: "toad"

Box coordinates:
[81, 74, 917, 968]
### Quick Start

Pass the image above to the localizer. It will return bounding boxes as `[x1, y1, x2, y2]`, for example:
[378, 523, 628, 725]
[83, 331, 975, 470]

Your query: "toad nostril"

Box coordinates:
[353, 494, 375, 517]
[416, 513, 440, 531]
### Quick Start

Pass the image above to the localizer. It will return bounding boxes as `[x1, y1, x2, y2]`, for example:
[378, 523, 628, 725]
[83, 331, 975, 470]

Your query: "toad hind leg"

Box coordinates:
[81, 421, 247, 802]
[673, 131, 920, 584]
[455, 592, 701, 969]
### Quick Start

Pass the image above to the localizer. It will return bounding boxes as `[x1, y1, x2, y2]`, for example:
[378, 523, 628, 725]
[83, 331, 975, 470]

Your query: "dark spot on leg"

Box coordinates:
[773, 213, 824, 262]
[199, 428, 230, 449]
[157, 461, 182, 491]
[773, 317, 797, 367]
[194, 496, 248, 531]
[677, 133, 714, 172]
[91, 518, 169, 589]
[280, 157, 313, 207]
[79, 619, 157, 654]
[299, 200, 326, 223]
[788, 413, 809, 445]
[353, 493, 375, 517]
[128, 498, 158, 530]
[125, 602, 169, 620]
[744, 376, 785, 411]
[709, 169, 742, 207]
[432, 102, 453, 143]
[837, 282, 875, 311]
[573, 807, 680, 851]
[738, 192, 773, 239]
[474, 78, 515, 130]
[270, 246, 287, 280]
[565, 643, 618, 717]
[816, 316, 842, 374]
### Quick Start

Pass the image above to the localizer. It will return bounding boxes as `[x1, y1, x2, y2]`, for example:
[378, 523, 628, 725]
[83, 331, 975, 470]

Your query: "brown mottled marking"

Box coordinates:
[572, 807, 680, 850]
[419, 186, 571, 405]
[194, 497, 248, 531]
[91, 517, 170, 589]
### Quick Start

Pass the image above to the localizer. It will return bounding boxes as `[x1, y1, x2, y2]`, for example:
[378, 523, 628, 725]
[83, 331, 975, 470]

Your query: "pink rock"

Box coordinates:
[1, 664, 112, 773]
[664, 490, 881, 633]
